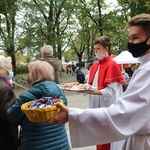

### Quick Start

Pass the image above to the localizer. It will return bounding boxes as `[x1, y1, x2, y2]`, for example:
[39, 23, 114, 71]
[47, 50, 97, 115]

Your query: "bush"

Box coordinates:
[16, 63, 28, 74]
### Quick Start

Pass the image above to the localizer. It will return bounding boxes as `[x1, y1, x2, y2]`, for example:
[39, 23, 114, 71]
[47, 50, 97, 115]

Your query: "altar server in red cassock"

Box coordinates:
[87, 36, 124, 150]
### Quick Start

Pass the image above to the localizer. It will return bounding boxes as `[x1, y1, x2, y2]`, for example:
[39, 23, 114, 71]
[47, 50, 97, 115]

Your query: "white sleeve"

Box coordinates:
[68, 68, 150, 148]
[100, 82, 123, 101]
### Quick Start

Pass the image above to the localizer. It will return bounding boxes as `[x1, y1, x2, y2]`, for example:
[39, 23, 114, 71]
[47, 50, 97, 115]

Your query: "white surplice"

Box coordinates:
[88, 65, 123, 108]
[68, 53, 150, 150]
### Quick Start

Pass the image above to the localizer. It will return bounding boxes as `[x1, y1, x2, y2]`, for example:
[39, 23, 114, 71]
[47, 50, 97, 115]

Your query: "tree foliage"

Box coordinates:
[118, 0, 150, 17]
[0, 0, 149, 70]
[20, 0, 76, 59]
[0, 0, 18, 74]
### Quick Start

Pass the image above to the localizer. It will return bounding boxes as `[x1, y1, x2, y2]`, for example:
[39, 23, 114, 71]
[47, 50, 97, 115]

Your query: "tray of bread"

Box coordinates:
[58, 82, 96, 91]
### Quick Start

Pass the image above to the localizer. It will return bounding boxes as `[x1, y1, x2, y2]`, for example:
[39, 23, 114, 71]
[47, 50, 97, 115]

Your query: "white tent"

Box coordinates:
[113, 50, 139, 64]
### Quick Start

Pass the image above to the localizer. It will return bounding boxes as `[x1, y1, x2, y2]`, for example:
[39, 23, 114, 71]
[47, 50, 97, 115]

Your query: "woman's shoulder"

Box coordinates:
[43, 80, 57, 86]
[32, 80, 59, 92]
[31, 80, 55, 89]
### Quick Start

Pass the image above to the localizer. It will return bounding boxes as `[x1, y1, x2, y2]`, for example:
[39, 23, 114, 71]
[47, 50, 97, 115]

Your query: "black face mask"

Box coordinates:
[127, 38, 150, 58]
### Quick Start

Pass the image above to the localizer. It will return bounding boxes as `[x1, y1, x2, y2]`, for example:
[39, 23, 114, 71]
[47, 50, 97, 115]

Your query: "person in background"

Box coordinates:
[71, 63, 76, 76]
[85, 63, 92, 83]
[66, 64, 70, 75]
[0, 55, 14, 87]
[0, 55, 18, 150]
[122, 69, 130, 91]
[86, 36, 124, 150]
[7, 60, 69, 150]
[47, 13, 150, 150]
[75, 67, 85, 84]
[125, 66, 133, 77]
[40, 45, 62, 84]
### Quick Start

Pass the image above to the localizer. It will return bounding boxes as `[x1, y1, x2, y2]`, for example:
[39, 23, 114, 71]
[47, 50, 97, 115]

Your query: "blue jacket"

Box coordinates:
[7, 80, 69, 150]
[76, 70, 85, 83]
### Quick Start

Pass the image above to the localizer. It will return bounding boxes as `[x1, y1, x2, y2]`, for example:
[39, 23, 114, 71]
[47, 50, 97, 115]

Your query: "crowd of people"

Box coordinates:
[0, 13, 149, 150]
[65, 64, 76, 75]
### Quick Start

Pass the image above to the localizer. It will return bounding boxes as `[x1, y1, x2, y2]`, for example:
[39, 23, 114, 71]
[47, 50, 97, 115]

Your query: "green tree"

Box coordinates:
[79, 0, 104, 35]
[21, 0, 76, 59]
[118, 0, 150, 17]
[0, 0, 18, 74]
[102, 10, 129, 55]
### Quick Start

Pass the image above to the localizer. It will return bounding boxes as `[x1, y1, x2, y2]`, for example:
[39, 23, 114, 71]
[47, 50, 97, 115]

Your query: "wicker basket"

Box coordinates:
[21, 99, 63, 123]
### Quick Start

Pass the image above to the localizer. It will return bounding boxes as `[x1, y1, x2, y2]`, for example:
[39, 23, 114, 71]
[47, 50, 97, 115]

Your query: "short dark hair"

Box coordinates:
[93, 36, 111, 51]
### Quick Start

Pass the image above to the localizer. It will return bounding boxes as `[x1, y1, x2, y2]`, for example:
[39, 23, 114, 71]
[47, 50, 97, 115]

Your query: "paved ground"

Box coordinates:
[59, 69, 95, 149]
[14, 68, 96, 150]
[65, 93, 95, 150]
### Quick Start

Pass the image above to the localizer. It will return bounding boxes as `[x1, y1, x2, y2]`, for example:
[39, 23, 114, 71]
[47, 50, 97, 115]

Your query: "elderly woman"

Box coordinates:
[0, 55, 14, 87]
[7, 60, 69, 150]
[0, 55, 18, 150]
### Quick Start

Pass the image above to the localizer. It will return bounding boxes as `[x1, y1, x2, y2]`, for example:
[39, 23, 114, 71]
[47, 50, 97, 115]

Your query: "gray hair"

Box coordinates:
[28, 60, 55, 85]
[0, 55, 12, 77]
[41, 45, 53, 56]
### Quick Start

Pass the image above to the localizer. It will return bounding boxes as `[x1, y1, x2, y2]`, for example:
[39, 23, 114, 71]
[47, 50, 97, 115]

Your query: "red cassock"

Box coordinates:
[88, 56, 124, 90]
[97, 144, 110, 150]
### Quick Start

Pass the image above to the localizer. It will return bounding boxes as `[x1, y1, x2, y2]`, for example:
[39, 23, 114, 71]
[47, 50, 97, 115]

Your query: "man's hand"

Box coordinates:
[46, 102, 69, 125]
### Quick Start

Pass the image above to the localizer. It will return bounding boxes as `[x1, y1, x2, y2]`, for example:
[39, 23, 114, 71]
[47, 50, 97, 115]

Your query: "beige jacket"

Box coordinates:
[40, 56, 62, 84]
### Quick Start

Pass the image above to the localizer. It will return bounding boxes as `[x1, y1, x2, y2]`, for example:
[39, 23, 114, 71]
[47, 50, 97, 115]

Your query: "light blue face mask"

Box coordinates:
[5, 70, 14, 80]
